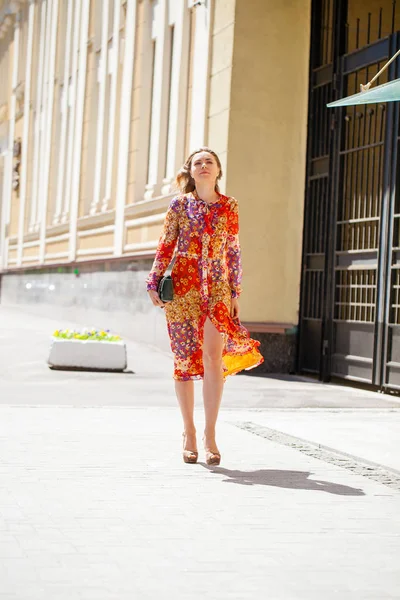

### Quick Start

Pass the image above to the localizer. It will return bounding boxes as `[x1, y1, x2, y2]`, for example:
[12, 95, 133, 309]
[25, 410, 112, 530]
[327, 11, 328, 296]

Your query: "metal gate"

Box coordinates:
[298, 0, 400, 391]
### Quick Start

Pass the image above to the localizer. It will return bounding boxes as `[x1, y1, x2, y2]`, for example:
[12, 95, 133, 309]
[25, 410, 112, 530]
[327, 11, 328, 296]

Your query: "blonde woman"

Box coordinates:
[147, 148, 263, 465]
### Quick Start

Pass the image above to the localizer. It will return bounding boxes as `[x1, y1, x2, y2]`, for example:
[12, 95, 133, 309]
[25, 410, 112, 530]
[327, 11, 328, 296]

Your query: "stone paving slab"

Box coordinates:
[0, 406, 399, 600]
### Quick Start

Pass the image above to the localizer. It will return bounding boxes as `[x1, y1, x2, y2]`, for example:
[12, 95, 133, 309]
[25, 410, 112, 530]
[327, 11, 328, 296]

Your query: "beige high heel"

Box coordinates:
[202, 437, 221, 466]
[182, 433, 198, 464]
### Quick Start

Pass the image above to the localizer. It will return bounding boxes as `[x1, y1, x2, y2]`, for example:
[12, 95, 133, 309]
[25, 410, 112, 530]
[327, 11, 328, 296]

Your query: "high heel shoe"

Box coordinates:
[182, 433, 198, 464]
[202, 437, 221, 466]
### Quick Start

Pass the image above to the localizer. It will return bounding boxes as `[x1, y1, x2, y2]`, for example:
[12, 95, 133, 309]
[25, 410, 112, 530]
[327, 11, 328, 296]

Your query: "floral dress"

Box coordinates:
[146, 191, 264, 381]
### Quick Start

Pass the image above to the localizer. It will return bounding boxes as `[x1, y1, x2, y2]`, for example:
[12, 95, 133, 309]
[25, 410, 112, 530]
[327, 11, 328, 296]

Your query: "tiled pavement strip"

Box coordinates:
[0, 306, 399, 599]
[233, 422, 400, 491]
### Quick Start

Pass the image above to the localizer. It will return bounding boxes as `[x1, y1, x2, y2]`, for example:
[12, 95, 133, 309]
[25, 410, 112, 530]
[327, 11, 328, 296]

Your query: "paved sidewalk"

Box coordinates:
[0, 306, 399, 599]
[0, 406, 399, 600]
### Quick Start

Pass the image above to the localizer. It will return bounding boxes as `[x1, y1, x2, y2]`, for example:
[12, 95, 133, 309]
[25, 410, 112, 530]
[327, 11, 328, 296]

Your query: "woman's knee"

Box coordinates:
[202, 348, 223, 369]
[203, 318, 224, 370]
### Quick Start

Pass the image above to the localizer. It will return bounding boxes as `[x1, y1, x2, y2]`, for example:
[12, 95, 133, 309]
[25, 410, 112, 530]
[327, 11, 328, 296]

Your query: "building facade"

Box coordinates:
[0, 0, 396, 392]
[0, 0, 311, 374]
[3, 0, 400, 388]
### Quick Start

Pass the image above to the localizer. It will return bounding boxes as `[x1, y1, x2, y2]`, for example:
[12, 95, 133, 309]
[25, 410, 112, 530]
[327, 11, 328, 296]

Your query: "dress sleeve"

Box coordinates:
[226, 198, 243, 298]
[146, 197, 180, 292]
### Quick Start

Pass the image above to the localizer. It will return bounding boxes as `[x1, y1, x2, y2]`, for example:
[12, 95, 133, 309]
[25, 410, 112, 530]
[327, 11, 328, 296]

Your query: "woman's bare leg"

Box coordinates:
[202, 317, 224, 453]
[175, 380, 197, 451]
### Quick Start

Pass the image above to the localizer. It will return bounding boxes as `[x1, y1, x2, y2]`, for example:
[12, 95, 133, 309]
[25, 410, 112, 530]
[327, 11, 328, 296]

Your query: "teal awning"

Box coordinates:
[327, 78, 400, 107]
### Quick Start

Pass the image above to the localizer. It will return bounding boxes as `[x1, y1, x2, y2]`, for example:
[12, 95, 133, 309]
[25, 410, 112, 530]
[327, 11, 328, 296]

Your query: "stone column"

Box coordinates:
[17, 0, 36, 266]
[132, 0, 153, 204]
[161, 0, 189, 195]
[144, 0, 169, 200]
[68, 0, 90, 261]
[62, 0, 82, 223]
[29, 1, 47, 233]
[188, 0, 212, 151]
[38, 0, 59, 262]
[114, 0, 137, 256]
[53, 0, 74, 225]
[90, 0, 110, 216]
[102, 0, 122, 213]
[1, 6, 20, 268]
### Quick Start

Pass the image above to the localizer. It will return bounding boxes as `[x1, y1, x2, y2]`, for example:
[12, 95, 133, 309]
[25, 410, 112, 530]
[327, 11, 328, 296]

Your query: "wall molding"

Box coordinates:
[76, 247, 114, 257]
[124, 194, 173, 219]
[46, 233, 70, 244]
[78, 225, 115, 238]
[22, 255, 40, 263]
[125, 213, 165, 228]
[77, 210, 115, 230]
[23, 240, 40, 249]
[242, 322, 296, 335]
[124, 240, 158, 252]
[45, 251, 69, 260]
[1, 250, 155, 274]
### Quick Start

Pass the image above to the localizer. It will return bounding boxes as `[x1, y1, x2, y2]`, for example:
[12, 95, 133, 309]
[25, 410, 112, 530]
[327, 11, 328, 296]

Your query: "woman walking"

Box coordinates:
[146, 148, 263, 465]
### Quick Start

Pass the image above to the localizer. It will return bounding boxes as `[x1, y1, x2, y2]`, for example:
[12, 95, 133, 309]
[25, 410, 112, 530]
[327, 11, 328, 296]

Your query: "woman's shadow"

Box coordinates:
[199, 465, 365, 496]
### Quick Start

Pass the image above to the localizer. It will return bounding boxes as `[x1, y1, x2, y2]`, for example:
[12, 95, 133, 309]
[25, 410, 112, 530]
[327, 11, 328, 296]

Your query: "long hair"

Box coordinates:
[175, 147, 223, 194]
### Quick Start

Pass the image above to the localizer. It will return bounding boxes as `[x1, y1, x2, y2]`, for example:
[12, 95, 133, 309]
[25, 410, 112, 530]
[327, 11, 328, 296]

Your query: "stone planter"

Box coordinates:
[48, 338, 127, 371]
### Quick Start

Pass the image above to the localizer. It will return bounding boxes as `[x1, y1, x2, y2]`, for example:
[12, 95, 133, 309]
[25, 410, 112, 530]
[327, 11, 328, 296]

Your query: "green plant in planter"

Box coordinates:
[53, 328, 122, 342]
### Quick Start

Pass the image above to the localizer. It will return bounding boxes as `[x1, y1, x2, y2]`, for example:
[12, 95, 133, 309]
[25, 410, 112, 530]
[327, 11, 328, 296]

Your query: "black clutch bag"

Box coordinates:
[157, 275, 174, 302]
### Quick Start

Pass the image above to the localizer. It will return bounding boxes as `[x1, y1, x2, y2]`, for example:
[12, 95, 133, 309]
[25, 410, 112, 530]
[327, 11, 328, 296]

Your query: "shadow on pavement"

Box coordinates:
[199, 465, 365, 496]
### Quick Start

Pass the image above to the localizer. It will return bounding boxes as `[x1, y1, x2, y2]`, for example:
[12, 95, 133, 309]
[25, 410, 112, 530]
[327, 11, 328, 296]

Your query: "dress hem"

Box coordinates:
[172, 353, 264, 381]
[173, 374, 204, 382]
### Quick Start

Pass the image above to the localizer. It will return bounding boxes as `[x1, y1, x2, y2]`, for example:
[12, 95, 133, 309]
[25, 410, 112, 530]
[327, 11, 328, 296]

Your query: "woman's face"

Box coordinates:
[190, 151, 220, 187]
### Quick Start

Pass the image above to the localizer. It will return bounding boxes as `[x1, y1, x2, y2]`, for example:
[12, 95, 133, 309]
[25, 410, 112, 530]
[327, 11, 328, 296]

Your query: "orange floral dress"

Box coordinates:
[146, 191, 263, 380]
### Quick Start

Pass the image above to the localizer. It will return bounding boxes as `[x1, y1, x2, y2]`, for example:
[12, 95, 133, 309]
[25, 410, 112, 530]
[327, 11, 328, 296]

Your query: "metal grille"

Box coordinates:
[346, 2, 400, 53]
[316, 0, 334, 67]
[303, 271, 324, 320]
[334, 62, 387, 330]
[393, 160, 400, 251]
[298, 0, 335, 373]
[390, 268, 400, 325]
[306, 177, 329, 256]
[389, 138, 400, 326]
[302, 175, 329, 323]
[300, 0, 400, 388]
[300, 82, 331, 323]
[337, 71, 387, 254]
[384, 112, 400, 388]
[337, 103, 385, 252]
[311, 84, 332, 158]
[335, 269, 376, 322]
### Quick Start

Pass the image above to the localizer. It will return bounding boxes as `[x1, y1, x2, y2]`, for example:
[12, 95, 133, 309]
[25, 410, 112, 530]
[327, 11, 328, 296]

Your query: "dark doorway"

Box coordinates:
[299, 0, 400, 391]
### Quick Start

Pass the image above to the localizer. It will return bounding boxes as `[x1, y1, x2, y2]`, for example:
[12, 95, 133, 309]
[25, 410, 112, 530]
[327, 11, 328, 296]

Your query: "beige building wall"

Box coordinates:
[78, 231, 114, 251]
[225, 0, 311, 325]
[46, 239, 68, 256]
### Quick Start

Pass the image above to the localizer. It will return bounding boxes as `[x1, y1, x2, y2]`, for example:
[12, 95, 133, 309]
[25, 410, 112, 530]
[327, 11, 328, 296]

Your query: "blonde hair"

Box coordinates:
[175, 147, 223, 194]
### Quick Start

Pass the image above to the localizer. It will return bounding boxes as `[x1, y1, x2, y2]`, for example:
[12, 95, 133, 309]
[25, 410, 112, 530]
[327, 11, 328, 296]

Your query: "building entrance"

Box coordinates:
[299, 0, 400, 391]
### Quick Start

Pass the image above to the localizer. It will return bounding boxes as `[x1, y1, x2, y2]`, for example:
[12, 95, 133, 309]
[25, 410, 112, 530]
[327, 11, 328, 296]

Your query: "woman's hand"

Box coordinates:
[148, 289, 165, 308]
[230, 297, 240, 321]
